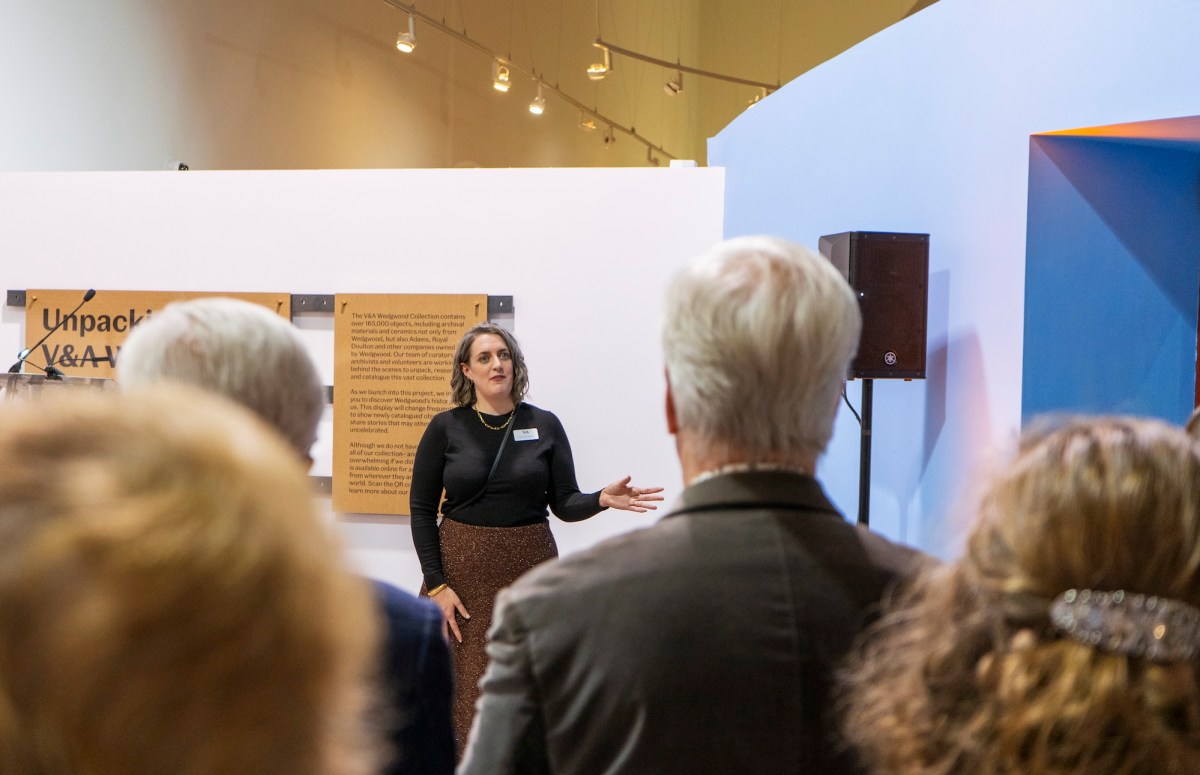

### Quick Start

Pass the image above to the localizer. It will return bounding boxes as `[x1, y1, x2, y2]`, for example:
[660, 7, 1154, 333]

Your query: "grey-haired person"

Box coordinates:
[460, 237, 924, 774]
[118, 297, 455, 775]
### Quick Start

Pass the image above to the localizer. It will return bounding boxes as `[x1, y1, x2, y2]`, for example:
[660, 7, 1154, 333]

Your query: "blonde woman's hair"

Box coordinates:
[839, 417, 1200, 775]
[0, 386, 378, 775]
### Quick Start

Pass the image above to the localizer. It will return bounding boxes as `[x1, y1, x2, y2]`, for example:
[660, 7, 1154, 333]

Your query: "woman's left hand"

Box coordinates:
[600, 476, 665, 512]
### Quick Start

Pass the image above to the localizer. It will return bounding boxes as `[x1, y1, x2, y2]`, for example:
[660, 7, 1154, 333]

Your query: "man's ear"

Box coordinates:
[665, 370, 678, 435]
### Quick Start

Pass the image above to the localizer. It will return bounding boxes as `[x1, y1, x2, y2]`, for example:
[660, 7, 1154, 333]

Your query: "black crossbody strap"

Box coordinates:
[486, 404, 518, 481]
[443, 403, 519, 517]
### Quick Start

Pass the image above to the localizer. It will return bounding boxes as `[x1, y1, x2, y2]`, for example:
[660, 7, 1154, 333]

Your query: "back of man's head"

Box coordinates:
[117, 297, 323, 459]
[663, 236, 861, 464]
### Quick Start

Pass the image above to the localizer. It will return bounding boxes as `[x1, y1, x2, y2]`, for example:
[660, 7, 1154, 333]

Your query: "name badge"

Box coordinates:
[513, 428, 539, 441]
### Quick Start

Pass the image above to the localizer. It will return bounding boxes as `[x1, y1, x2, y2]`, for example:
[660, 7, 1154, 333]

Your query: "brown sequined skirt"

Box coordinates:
[420, 517, 558, 755]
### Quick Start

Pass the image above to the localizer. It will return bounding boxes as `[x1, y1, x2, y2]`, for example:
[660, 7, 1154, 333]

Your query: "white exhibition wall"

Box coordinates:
[0, 167, 725, 591]
[710, 0, 1200, 557]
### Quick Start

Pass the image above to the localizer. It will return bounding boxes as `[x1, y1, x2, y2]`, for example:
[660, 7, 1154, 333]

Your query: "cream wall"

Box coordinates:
[694, 0, 926, 152]
[0, 0, 702, 170]
[1, 1, 932, 172]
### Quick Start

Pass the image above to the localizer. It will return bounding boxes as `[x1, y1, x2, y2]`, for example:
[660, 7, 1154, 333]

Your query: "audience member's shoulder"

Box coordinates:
[371, 579, 441, 627]
[850, 523, 935, 577]
[510, 517, 689, 599]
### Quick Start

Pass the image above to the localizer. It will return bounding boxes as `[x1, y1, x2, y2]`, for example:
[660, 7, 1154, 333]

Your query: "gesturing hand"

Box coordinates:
[430, 586, 470, 643]
[599, 475, 665, 513]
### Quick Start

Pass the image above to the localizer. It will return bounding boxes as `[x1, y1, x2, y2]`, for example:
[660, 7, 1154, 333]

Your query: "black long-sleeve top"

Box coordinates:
[409, 403, 604, 589]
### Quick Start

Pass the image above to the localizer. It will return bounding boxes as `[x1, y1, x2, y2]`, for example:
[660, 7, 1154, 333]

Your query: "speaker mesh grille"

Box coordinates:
[833, 232, 929, 379]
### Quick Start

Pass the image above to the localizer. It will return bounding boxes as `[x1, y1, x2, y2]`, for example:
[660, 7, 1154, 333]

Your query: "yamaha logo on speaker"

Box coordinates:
[884, 351, 897, 366]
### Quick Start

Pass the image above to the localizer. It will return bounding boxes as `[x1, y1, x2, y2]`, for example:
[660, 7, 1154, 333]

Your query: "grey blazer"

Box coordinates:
[459, 471, 923, 775]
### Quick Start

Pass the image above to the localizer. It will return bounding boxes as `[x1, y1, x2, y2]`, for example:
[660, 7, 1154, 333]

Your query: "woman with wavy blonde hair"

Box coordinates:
[840, 417, 1200, 775]
[0, 386, 379, 775]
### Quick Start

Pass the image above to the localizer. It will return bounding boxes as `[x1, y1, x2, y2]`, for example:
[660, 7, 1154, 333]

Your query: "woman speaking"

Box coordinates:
[409, 322, 662, 750]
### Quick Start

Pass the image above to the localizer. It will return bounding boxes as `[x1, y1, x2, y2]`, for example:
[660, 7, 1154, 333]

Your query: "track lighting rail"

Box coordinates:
[595, 38, 777, 91]
[381, 0, 677, 163]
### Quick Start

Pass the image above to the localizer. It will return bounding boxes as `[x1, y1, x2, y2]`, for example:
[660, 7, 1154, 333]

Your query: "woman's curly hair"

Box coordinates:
[839, 417, 1200, 775]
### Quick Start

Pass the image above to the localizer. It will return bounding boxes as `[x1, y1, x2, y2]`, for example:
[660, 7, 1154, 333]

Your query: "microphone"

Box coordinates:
[7, 289, 96, 376]
[28, 351, 111, 381]
[10, 354, 65, 380]
[19, 349, 113, 382]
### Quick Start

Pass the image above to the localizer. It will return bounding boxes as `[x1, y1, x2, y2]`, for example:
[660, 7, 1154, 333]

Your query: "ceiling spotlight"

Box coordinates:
[647, 147, 661, 167]
[492, 60, 512, 92]
[747, 87, 769, 107]
[529, 83, 545, 115]
[395, 14, 416, 53]
[579, 111, 597, 131]
[586, 43, 611, 81]
[664, 71, 683, 96]
[602, 126, 616, 150]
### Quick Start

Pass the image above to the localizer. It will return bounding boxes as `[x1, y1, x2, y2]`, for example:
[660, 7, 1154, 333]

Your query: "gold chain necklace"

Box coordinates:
[474, 405, 515, 430]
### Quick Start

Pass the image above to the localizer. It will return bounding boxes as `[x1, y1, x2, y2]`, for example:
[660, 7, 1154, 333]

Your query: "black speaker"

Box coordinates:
[818, 231, 929, 379]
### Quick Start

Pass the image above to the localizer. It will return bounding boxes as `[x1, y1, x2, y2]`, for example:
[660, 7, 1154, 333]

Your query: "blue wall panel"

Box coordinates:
[1023, 137, 1200, 423]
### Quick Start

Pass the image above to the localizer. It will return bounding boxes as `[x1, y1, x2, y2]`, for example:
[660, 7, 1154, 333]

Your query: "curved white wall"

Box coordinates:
[710, 0, 1200, 556]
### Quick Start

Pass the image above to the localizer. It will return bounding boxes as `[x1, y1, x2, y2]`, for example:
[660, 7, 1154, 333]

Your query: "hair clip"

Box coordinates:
[1049, 589, 1200, 663]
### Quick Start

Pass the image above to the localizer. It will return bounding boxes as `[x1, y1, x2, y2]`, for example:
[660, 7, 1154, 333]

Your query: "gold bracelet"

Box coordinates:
[427, 583, 449, 596]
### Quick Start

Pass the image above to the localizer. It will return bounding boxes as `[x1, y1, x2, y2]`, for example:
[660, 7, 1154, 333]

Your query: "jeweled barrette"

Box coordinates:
[1049, 588, 1200, 663]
